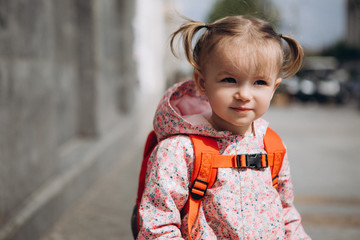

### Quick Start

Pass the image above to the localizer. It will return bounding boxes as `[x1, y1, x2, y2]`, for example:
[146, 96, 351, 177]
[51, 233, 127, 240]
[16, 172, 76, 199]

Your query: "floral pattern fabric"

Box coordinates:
[137, 80, 310, 239]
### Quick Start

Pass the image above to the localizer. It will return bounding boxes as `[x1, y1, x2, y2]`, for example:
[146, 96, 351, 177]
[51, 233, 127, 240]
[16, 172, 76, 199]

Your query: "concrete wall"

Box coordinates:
[0, 0, 137, 239]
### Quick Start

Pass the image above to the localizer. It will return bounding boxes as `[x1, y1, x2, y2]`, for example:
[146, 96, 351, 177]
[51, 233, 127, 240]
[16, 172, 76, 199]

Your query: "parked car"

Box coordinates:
[283, 56, 351, 104]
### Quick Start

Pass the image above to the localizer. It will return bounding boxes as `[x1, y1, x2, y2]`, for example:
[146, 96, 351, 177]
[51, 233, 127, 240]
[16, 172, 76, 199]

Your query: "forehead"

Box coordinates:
[203, 37, 282, 78]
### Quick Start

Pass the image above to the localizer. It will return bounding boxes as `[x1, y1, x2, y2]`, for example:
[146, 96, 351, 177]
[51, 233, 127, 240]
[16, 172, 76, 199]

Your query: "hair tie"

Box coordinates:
[204, 24, 210, 30]
[278, 34, 283, 38]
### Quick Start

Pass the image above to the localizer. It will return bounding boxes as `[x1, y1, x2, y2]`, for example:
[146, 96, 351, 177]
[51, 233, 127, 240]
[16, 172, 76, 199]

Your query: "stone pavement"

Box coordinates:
[41, 102, 360, 240]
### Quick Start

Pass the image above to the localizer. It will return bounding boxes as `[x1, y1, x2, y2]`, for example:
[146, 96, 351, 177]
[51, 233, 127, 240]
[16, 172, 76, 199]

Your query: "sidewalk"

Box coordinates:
[42, 103, 360, 240]
[41, 135, 143, 240]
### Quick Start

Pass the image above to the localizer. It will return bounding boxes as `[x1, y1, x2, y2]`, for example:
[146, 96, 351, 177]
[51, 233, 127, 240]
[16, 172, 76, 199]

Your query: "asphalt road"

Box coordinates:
[42, 102, 360, 240]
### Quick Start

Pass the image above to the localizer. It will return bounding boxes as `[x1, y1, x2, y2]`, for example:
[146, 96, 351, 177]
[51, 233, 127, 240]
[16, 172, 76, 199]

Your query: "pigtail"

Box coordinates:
[280, 34, 304, 79]
[170, 17, 208, 70]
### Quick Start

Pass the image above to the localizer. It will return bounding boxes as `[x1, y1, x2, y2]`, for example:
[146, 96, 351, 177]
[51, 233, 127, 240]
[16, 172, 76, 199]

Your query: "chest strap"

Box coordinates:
[186, 129, 285, 240]
[189, 153, 268, 200]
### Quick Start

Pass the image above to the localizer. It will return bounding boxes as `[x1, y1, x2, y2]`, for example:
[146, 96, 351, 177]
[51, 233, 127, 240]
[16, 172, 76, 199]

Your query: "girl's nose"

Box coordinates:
[234, 86, 251, 101]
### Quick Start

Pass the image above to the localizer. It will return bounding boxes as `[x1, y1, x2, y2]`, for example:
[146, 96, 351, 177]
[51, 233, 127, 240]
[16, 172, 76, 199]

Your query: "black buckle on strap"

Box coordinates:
[236, 154, 268, 169]
[190, 179, 209, 200]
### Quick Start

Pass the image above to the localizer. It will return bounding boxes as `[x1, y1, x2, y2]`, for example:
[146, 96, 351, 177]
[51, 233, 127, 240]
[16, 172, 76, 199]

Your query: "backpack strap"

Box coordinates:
[186, 135, 268, 240]
[186, 134, 219, 240]
[263, 127, 286, 188]
[186, 128, 285, 239]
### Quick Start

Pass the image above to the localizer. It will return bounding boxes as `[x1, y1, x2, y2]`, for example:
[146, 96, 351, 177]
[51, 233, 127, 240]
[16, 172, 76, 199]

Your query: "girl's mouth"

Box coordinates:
[230, 107, 252, 112]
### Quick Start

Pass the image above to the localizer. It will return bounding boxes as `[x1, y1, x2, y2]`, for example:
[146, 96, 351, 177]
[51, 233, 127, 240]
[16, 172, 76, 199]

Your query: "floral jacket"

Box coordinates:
[137, 80, 310, 239]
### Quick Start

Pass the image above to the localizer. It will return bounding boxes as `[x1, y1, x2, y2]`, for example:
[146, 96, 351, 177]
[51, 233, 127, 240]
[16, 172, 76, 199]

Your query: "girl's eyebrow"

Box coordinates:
[216, 70, 235, 76]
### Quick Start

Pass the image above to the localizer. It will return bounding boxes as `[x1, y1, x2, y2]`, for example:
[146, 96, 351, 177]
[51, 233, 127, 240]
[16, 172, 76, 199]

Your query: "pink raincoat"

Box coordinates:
[137, 80, 310, 239]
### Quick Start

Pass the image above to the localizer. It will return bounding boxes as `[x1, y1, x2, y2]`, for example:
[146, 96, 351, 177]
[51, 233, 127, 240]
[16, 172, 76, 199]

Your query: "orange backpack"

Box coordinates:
[131, 127, 286, 240]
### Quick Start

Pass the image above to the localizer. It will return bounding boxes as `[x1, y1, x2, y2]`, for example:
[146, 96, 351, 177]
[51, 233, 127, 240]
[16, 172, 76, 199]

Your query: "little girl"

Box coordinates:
[137, 15, 310, 239]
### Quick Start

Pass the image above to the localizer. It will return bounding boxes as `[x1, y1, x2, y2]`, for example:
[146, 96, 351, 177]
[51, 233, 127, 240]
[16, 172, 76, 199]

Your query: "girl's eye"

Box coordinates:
[254, 80, 267, 85]
[221, 78, 237, 83]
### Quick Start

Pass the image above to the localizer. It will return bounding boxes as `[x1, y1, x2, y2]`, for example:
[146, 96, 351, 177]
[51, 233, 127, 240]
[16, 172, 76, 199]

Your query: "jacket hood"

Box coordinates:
[153, 80, 269, 141]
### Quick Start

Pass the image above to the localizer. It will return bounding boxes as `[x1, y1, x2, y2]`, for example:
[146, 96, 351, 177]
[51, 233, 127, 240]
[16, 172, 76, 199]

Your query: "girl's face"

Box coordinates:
[194, 40, 282, 136]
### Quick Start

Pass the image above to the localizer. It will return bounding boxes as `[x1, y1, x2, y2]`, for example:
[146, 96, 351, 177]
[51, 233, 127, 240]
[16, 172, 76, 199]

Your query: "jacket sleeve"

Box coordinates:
[277, 152, 311, 240]
[137, 136, 192, 239]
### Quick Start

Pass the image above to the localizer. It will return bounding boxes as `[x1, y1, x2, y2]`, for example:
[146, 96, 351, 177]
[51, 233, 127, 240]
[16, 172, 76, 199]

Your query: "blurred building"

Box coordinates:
[347, 0, 360, 48]
[0, 0, 182, 239]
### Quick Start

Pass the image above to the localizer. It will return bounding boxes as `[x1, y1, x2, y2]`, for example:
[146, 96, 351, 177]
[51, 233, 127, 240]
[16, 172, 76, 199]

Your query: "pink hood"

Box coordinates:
[153, 79, 269, 141]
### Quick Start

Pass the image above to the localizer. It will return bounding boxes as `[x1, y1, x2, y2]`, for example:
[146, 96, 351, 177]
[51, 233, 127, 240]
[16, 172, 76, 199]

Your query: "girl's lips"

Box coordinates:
[230, 107, 252, 112]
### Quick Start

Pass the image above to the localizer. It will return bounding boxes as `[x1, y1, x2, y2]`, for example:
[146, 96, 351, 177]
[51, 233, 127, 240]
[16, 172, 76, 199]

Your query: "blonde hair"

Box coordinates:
[170, 15, 304, 79]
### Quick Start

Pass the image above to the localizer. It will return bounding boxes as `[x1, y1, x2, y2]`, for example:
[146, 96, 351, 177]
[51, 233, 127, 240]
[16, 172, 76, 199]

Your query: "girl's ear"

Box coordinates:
[193, 69, 206, 94]
[274, 77, 282, 90]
